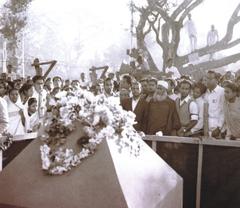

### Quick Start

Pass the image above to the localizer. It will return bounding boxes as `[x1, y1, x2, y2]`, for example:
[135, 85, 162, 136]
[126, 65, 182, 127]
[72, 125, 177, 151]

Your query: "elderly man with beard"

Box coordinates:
[142, 80, 181, 135]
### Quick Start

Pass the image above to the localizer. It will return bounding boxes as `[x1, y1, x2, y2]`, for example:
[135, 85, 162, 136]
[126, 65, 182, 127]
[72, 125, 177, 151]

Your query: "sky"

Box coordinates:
[1, 0, 240, 77]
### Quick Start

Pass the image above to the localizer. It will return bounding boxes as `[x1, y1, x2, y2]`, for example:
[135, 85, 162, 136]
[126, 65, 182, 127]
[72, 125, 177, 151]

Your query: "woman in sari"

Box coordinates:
[23, 98, 40, 133]
[5, 88, 25, 135]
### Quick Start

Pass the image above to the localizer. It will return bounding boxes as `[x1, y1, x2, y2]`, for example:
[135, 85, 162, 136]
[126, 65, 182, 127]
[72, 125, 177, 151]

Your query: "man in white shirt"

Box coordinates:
[165, 59, 181, 80]
[204, 70, 225, 138]
[184, 14, 197, 52]
[191, 82, 207, 135]
[207, 25, 219, 60]
[32, 75, 47, 119]
[0, 97, 9, 134]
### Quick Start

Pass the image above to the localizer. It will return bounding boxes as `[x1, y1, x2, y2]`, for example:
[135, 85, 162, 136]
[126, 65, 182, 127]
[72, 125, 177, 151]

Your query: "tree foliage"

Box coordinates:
[0, 0, 32, 67]
[134, 0, 240, 75]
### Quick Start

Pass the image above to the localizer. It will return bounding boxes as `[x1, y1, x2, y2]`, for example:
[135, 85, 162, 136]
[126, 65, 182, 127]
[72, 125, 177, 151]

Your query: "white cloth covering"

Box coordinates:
[5, 96, 25, 135]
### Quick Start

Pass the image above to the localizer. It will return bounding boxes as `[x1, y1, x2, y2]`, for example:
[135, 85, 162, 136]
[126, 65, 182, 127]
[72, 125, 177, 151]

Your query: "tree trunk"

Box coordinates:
[136, 31, 159, 71]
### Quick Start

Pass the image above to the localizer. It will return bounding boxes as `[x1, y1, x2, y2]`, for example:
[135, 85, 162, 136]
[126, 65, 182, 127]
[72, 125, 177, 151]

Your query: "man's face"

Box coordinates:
[104, 80, 113, 94]
[81, 73, 85, 81]
[132, 83, 141, 98]
[224, 87, 236, 101]
[236, 79, 240, 87]
[1, 73, 7, 80]
[14, 81, 22, 90]
[193, 87, 202, 99]
[27, 86, 34, 97]
[108, 73, 115, 79]
[120, 78, 130, 90]
[9, 89, 19, 103]
[147, 81, 157, 94]
[53, 78, 62, 88]
[120, 89, 130, 100]
[156, 85, 166, 96]
[166, 80, 174, 93]
[140, 81, 148, 94]
[0, 83, 6, 97]
[34, 79, 44, 92]
[179, 82, 191, 98]
[206, 73, 217, 89]
[71, 81, 79, 89]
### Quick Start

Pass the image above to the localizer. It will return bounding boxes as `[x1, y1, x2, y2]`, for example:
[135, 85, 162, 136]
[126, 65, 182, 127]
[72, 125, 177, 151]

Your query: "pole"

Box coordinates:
[22, 33, 25, 78]
[2, 40, 7, 73]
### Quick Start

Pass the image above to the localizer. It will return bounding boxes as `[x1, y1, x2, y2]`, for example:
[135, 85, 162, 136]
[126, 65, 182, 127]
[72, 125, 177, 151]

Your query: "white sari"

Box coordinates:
[5, 96, 25, 136]
[23, 108, 39, 132]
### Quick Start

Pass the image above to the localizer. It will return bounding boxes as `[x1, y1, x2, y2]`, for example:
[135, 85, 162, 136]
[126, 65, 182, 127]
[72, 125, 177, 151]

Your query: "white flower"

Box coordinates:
[40, 145, 51, 170]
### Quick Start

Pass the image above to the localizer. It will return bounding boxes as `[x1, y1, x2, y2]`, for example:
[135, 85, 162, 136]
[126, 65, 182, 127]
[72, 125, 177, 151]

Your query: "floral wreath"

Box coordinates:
[40, 90, 143, 175]
[0, 133, 13, 151]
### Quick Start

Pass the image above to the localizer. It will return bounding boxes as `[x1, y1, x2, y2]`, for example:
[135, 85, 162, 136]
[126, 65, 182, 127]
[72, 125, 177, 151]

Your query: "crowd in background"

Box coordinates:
[0, 60, 240, 141]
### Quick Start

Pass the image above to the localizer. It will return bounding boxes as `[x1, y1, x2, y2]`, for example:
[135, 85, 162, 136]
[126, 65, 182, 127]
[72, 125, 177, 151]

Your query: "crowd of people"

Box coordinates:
[0, 62, 239, 141]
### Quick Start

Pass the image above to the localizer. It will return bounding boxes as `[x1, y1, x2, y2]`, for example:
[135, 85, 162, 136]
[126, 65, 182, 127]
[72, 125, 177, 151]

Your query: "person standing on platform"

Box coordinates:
[207, 25, 219, 60]
[165, 59, 181, 80]
[184, 13, 197, 52]
[80, 72, 88, 89]
[223, 82, 240, 139]
[204, 70, 225, 138]
[176, 78, 199, 137]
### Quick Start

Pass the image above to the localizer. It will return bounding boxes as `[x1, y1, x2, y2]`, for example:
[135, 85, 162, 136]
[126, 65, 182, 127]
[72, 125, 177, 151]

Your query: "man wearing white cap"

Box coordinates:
[141, 80, 181, 135]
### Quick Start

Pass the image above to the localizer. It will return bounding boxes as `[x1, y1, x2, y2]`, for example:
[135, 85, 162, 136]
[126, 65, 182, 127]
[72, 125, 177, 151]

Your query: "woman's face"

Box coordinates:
[28, 102, 37, 114]
[9, 90, 19, 103]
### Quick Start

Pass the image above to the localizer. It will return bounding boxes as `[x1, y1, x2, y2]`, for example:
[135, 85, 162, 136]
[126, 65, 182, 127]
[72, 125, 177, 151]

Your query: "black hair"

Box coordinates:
[193, 82, 207, 95]
[28, 97, 37, 106]
[19, 83, 33, 95]
[224, 82, 238, 93]
[122, 75, 132, 86]
[32, 75, 44, 83]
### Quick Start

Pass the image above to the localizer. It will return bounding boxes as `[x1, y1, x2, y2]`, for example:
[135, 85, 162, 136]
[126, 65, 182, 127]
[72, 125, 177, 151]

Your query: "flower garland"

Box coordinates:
[0, 133, 13, 151]
[40, 90, 143, 175]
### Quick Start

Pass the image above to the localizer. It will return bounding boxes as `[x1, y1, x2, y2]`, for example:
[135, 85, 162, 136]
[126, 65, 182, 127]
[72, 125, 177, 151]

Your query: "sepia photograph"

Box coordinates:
[0, 0, 240, 207]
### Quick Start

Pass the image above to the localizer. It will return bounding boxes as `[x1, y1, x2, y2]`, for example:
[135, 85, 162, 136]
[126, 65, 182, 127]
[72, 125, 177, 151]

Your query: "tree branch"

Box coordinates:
[179, 0, 204, 24]
[177, 3, 240, 66]
[222, 3, 240, 43]
[148, 18, 164, 48]
[171, 0, 193, 20]
[143, 21, 152, 38]
[180, 53, 240, 73]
